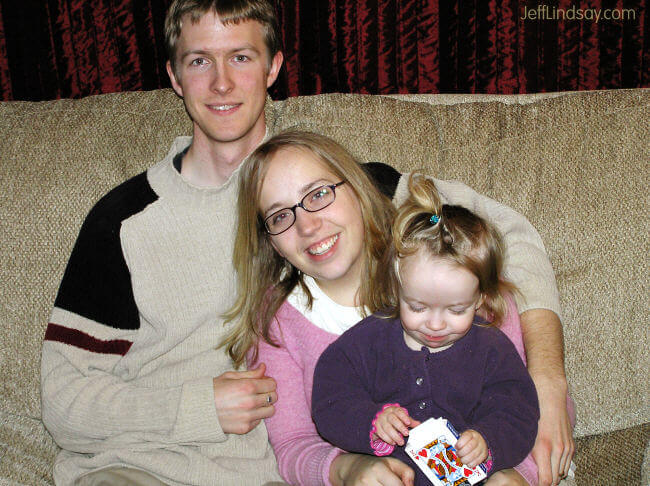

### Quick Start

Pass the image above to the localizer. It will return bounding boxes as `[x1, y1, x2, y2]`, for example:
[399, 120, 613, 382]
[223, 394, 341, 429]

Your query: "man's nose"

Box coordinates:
[211, 63, 234, 94]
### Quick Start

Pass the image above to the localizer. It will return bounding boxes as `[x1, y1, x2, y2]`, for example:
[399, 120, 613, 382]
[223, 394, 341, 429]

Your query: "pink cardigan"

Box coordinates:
[249, 296, 569, 485]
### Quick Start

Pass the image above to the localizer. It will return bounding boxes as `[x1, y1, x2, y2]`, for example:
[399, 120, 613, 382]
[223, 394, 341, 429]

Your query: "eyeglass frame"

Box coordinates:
[262, 181, 347, 235]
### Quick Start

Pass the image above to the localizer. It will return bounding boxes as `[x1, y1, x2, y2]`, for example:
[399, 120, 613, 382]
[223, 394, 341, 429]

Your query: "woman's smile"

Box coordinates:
[306, 234, 340, 257]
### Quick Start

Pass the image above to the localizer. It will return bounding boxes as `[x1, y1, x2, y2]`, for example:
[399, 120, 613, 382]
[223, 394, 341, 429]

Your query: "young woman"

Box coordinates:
[223, 130, 409, 486]
[223, 130, 571, 486]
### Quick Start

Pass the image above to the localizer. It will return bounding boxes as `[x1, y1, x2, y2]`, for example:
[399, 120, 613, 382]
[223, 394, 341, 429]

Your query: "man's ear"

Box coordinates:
[166, 60, 184, 98]
[266, 50, 284, 88]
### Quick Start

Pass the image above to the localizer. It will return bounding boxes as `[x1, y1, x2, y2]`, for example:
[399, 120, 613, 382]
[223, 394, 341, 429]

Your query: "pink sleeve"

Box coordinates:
[248, 314, 342, 486]
[497, 294, 527, 365]
[498, 294, 577, 486]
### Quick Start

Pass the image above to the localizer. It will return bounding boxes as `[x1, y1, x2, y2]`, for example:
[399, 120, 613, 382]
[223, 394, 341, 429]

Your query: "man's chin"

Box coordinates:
[204, 124, 265, 146]
[199, 129, 252, 146]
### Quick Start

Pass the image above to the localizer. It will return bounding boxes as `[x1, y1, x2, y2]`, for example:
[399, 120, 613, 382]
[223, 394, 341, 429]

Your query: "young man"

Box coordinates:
[41, 1, 572, 485]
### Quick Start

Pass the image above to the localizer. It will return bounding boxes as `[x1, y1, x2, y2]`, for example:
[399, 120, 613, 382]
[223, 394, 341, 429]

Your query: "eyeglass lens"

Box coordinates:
[265, 184, 338, 234]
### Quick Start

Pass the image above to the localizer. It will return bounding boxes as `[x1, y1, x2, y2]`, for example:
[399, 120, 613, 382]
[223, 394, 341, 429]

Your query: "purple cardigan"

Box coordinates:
[312, 315, 539, 484]
[250, 295, 557, 485]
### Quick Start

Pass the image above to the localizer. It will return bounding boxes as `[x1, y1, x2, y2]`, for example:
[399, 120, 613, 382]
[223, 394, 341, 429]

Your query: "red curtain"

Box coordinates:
[0, 0, 647, 101]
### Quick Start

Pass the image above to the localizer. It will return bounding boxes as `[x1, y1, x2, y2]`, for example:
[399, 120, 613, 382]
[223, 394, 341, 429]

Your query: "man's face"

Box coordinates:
[167, 12, 283, 150]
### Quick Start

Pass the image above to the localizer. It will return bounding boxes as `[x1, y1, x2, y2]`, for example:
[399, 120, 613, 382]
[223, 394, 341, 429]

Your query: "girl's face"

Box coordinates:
[258, 147, 365, 302]
[398, 250, 483, 352]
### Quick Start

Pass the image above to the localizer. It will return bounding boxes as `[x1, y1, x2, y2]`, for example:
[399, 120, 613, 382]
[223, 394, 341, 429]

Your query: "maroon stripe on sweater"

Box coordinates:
[45, 323, 132, 355]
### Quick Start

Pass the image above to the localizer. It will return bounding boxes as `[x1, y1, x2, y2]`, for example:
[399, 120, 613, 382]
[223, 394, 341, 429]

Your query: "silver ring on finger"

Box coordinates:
[267, 395, 272, 404]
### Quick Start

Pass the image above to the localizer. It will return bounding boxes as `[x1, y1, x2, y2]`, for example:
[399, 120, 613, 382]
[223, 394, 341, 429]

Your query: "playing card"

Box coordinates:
[405, 417, 487, 486]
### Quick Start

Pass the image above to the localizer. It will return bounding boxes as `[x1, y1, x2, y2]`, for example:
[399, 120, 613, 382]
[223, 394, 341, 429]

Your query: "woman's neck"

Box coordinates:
[313, 274, 361, 308]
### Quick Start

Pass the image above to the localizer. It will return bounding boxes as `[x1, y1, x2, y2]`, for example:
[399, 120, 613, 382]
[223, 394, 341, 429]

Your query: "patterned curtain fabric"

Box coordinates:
[0, 0, 647, 101]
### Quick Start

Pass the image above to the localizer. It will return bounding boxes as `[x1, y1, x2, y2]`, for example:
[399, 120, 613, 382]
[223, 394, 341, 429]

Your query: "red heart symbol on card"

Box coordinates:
[418, 449, 428, 458]
[463, 468, 473, 476]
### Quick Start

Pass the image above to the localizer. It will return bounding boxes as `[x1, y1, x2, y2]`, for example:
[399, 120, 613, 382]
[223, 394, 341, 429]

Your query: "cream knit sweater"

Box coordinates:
[41, 137, 282, 485]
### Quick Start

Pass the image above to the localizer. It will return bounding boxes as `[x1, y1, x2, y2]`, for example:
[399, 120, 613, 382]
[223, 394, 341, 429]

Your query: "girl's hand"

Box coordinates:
[373, 406, 420, 446]
[454, 429, 488, 468]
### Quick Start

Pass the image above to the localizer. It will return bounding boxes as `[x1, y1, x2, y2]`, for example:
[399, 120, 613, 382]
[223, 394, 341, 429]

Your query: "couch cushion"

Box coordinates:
[574, 423, 650, 485]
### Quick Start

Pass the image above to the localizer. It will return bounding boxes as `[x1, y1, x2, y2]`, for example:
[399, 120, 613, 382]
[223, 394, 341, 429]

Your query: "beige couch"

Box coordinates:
[0, 88, 648, 485]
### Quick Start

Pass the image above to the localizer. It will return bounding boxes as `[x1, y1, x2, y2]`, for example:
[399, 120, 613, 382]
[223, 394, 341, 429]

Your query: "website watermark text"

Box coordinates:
[521, 5, 636, 22]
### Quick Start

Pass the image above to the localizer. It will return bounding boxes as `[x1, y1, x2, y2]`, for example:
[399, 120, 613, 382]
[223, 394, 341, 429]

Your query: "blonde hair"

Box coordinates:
[222, 130, 395, 368]
[165, 0, 281, 74]
[371, 173, 516, 326]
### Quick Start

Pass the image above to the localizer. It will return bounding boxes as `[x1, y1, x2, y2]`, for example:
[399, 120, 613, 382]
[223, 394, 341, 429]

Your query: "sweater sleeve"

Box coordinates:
[41, 342, 222, 452]
[469, 331, 540, 472]
[393, 173, 562, 318]
[249, 305, 342, 486]
[312, 333, 384, 456]
[41, 183, 225, 453]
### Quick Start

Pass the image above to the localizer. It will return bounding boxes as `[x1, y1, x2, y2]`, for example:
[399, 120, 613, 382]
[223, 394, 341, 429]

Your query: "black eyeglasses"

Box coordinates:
[263, 181, 346, 235]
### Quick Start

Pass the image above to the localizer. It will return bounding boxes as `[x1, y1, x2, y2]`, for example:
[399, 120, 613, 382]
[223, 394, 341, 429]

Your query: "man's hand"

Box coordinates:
[330, 453, 415, 486]
[530, 375, 575, 485]
[520, 309, 575, 485]
[212, 363, 277, 434]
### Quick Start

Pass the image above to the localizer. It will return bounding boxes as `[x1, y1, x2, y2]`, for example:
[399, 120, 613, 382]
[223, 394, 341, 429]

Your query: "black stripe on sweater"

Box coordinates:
[54, 171, 158, 331]
[361, 162, 401, 200]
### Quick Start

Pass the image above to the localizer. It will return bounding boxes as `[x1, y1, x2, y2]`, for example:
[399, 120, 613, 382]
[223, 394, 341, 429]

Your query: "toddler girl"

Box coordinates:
[312, 173, 540, 484]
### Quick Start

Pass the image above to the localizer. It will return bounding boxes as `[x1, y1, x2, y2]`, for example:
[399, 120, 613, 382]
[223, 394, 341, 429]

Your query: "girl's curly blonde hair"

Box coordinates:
[369, 173, 516, 326]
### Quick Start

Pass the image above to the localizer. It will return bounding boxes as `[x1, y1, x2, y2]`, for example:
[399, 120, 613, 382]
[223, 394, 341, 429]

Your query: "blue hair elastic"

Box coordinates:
[430, 214, 440, 225]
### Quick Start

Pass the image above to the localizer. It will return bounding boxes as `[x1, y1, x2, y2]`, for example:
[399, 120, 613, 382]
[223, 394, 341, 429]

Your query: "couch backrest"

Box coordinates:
[0, 88, 647, 444]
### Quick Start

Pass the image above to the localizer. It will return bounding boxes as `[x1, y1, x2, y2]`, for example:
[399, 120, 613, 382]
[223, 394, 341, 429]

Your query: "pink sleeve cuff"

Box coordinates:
[322, 447, 346, 486]
[369, 403, 401, 456]
[484, 449, 494, 473]
[514, 454, 538, 486]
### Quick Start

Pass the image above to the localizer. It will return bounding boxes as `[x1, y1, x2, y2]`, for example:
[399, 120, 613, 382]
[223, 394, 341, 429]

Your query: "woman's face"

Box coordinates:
[258, 147, 365, 299]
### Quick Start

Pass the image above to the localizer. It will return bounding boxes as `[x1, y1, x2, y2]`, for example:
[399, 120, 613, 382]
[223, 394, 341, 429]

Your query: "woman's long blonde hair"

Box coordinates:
[370, 173, 516, 326]
[222, 130, 395, 368]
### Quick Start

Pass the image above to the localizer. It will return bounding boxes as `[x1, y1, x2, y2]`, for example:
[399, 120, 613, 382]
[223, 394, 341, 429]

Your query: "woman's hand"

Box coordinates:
[330, 453, 415, 486]
[454, 429, 488, 469]
[372, 406, 420, 446]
